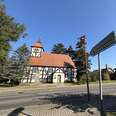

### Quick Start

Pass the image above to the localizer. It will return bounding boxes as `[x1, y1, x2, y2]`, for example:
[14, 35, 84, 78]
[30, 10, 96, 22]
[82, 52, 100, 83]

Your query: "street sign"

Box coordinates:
[90, 31, 116, 116]
[90, 31, 116, 56]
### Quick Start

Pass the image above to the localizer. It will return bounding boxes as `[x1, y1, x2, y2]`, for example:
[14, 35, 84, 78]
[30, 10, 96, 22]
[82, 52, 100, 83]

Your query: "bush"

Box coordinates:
[110, 72, 116, 80]
[102, 69, 110, 80]
[89, 71, 99, 82]
[89, 69, 110, 82]
[79, 74, 87, 84]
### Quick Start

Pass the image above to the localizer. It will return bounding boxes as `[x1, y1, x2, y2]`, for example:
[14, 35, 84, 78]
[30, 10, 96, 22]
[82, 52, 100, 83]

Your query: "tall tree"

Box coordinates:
[66, 45, 75, 59]
[52, 43, 67, 54]
[15, 43, 30, 71]
[74, 36, 91, 81]
[0, 1, 26, 71]
[5, 44, 30, 85]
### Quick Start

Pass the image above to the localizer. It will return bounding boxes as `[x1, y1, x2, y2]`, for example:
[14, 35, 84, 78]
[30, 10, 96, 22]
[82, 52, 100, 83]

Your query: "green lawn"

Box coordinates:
[89, 80, 116, 84]
[107, 112, 116, 116]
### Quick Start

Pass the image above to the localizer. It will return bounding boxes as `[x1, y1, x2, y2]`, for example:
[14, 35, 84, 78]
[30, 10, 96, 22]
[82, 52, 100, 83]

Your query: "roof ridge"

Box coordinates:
[43, 52, 70, 57]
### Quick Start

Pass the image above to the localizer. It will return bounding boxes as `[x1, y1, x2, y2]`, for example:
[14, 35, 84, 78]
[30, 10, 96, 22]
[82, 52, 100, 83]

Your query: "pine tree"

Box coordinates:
[0, 1, 26, 73]
[66, 45, 75, 59]
[52, 43, 67, 54]
[7, 44, 30, 85]
[74, 36, 91, 82]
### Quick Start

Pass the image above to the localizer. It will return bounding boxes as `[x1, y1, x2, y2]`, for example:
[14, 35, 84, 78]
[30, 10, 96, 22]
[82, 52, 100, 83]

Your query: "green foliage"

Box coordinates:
[110, 69, 116, 80]
[89, 70, 99, 82]
[102, 69, 110, 80]
[0, 44, 30, 86]
[52, 43, 75, 59]
[52, 43, 67, 54]
[15, 43, 30, 64]
[74, 36, 91, 82]
[0, 1, 26, 68]
[66, 45, 75, 59]
[10, 44, 30, 79]
[89, 69, 111, 82]
[0, 0, 5, 12]
[51, 36, 91, 83]
[79, 74, 87, 84]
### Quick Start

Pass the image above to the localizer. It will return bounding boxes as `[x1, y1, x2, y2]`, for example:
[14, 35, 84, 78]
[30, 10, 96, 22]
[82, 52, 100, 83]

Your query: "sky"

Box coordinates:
[4, 0, 116, 70]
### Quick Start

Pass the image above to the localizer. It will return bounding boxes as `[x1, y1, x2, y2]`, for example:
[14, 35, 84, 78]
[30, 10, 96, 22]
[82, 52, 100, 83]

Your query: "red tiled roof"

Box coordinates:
[28, 52, 75, 68]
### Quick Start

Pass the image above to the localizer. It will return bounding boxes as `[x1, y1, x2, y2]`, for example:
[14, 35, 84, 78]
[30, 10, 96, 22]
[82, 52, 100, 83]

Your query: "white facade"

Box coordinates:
[31, 47, 43, 57]
[22, 42, 75, 83]
[22, 66, 75, 83]
[53, 72, 65, 83]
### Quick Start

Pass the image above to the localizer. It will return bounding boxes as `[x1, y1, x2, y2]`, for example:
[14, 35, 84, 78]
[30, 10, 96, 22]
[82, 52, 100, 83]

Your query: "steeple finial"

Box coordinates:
[32, 39, 42, 48]
[37, 39, 41, 44]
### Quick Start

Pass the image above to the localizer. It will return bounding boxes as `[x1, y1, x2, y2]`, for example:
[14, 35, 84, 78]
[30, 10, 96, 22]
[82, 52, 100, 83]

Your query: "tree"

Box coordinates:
[13, 44, 30, 79]
[74, 36, 91, 82]
[15, 43, 30, 66]
[0, 1, 26, 73]
[5, 44, 30, 86]
[52, 43, 67, 54]
[66, 45, 75, 59]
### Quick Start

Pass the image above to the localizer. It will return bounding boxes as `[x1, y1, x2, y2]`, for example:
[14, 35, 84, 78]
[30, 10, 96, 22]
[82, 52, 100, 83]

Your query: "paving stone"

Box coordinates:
[0, 104, 100, 116]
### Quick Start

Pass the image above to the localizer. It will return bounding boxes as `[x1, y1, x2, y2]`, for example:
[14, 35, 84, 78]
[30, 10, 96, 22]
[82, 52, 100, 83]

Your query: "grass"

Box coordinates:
[0, 79, 116, 88]
[102, 80, 116, 83]
[88, 80, 116, 84]
[107, 112, 116, 116]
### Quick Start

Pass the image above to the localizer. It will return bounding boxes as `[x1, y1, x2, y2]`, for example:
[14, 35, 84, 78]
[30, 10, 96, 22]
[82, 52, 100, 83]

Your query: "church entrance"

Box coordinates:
[53, 72, 65, 83]
[57, 75, 61, 83]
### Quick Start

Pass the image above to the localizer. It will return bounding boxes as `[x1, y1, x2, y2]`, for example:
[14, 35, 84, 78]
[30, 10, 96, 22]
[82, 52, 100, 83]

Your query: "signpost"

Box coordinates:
[90, 31, 116, 116]
[90, 31, 116, 56]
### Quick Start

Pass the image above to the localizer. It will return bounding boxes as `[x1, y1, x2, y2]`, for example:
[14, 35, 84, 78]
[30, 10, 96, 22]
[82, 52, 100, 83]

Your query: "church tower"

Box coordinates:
[31, 41, 44, 57]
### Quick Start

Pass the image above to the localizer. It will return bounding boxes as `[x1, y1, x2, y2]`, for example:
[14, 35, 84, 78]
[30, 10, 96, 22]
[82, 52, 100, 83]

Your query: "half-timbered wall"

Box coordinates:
[22, 66, 75, 83]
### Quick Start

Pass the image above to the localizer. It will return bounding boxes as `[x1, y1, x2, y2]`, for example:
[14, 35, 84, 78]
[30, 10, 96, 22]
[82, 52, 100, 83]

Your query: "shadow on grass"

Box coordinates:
[7, 107, 31, 116]
[39, 93, 116, 115]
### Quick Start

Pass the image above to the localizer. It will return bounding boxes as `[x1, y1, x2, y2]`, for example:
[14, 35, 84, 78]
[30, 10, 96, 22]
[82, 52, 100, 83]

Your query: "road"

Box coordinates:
[0, 83, 116, 110]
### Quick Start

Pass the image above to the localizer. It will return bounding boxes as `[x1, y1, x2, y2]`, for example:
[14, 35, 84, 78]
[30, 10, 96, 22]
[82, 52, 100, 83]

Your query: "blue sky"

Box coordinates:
[5, 0, 116, 70]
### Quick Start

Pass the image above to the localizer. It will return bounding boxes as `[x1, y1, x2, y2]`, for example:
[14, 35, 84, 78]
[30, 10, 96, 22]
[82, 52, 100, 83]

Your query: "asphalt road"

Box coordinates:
[0, 83, 116, 110]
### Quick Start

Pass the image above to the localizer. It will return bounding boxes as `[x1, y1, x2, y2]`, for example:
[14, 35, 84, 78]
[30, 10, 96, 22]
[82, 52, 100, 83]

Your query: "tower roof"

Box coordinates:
[32, 41, 42, 48]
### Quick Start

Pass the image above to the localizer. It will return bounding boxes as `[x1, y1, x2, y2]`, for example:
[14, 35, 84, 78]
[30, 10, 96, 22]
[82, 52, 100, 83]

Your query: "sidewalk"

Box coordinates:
[0, 83, 115, 116]
[0, 104, 100, 116]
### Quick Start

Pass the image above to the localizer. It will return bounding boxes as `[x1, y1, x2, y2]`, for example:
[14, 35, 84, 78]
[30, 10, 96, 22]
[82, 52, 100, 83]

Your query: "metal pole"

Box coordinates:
[85, 55, 90, 102]
[98, 53, 104, 116]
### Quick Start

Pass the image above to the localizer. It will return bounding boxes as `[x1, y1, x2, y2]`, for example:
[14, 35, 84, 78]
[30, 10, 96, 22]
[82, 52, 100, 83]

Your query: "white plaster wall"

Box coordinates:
[22, 79, 27, 83]
[53, 72, 65, 83]
[22, 78, 36, 83]
[31, 78, 36, 82]
[22, 66, 76, 83]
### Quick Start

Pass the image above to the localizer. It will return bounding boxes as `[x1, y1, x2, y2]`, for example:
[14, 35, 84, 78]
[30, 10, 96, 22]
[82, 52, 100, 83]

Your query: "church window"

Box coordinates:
[48, 68, 53, 73]
[33, 67, 38, 73]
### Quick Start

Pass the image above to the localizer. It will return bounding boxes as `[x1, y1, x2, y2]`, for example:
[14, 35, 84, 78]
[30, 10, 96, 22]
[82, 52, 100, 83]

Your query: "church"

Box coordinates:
[22, 41, 76, 83]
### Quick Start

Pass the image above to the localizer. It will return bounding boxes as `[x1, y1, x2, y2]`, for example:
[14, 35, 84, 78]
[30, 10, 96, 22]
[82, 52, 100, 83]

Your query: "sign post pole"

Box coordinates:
[98, 53, 104, 116]
[90, 31, 116, 116]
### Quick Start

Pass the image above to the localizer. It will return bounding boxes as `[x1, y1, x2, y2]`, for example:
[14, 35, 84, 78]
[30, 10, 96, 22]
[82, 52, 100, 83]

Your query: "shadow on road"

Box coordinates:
[39, 93, 116, 115]
[7, 107, 31, 116]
